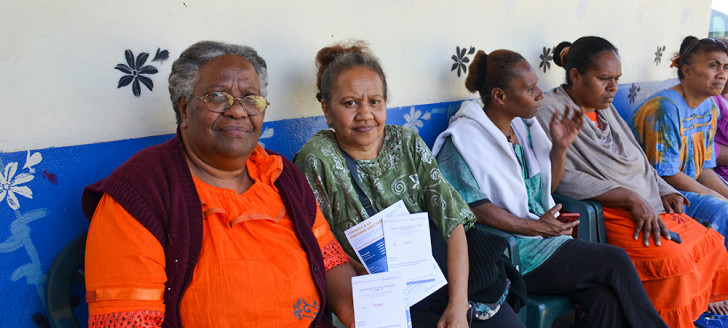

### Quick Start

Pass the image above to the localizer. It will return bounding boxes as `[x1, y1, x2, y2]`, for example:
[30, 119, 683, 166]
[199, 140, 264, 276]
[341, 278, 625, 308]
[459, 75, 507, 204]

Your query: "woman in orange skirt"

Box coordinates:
[536, 36, 728, 328]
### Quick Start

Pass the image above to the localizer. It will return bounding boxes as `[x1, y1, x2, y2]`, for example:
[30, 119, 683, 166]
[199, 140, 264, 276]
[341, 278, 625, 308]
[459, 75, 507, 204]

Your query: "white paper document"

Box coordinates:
[383, 213, 447, 307]
[352, 271, 411, 328]
[344, 200, 410, 274]
[345, 200, 447, 308]
[383, 213, 435, 283]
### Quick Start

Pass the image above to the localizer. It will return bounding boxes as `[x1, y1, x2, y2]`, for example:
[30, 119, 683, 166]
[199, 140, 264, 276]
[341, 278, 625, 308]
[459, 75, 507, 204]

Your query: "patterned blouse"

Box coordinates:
[632, 89, 718, 179]
[293, 125, 476, 257]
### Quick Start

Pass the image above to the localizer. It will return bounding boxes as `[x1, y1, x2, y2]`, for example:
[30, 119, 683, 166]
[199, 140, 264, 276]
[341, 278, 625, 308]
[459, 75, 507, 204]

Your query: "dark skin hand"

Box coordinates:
[627, 196, 668, 247]
[592, 187, 671, 247]
[325, 263, 357, 327]
[347, 255, 369, 276]
[661, 193, 687, 214]
[709, 301, 728, 315]
[599, 189, 728, 313]
[471, 202, 578, 237]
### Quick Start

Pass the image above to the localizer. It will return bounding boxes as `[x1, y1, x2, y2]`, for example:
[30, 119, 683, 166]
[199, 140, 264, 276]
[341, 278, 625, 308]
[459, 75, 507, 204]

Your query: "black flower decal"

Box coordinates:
[628, 83, 641, 104]
[654, 46, 666, 66]
[451, 46, 476, 77]
[115, 50, 159, 97]
[153, 48, 169, 62]
[539, 47, 553, 73]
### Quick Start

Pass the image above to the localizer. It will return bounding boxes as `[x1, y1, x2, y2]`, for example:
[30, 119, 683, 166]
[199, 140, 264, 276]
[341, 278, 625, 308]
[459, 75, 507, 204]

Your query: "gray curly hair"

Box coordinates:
[168, 41, 268, 124]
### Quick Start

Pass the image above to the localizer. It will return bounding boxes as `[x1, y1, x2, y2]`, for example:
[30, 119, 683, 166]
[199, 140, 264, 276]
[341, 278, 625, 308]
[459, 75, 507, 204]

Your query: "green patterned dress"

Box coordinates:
[293, 125, 476, 257]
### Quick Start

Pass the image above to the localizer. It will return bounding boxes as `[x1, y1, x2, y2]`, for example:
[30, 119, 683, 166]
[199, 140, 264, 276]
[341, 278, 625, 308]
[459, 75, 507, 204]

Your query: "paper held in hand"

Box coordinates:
[345, 200, 447, 309]
[352, 271, 411, 328]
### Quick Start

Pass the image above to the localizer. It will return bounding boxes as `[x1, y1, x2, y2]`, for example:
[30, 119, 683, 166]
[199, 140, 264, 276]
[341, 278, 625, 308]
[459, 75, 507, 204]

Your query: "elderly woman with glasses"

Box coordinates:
[632, 37, 728, 254]
[82, 41, 357, 328]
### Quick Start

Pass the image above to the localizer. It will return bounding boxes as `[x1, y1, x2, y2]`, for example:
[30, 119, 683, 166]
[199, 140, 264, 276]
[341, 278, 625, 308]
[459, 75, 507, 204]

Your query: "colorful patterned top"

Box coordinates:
[292, 125, 476, 257]
[85, 147, 348, 327]
[632, 89, 718, 179]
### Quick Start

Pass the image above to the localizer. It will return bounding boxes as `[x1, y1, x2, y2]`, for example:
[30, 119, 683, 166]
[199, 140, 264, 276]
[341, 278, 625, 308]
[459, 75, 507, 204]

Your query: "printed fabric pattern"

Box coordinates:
[632, 89, 718, 178]
[293, 125, 476, 257]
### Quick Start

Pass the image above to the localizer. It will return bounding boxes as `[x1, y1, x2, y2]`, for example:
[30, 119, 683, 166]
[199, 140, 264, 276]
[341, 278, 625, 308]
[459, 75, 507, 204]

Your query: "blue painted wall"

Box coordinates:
[0, 79, 675, 327]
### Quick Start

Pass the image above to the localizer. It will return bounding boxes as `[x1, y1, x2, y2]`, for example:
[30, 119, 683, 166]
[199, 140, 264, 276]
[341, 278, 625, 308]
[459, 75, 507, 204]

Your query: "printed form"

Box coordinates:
[352, 271, 411, 328]
[344, 200, 410, 273]
[346, 200, 447, 308]
[383, 213, 447, 306]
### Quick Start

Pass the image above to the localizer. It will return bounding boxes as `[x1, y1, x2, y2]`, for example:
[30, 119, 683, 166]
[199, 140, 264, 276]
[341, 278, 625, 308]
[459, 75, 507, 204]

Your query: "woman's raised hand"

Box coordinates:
[549, 104, 584, 150]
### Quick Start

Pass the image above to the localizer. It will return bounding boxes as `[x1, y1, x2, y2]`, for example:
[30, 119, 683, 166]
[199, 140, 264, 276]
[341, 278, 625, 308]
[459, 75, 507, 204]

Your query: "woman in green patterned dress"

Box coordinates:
[293, 41, 525, 328]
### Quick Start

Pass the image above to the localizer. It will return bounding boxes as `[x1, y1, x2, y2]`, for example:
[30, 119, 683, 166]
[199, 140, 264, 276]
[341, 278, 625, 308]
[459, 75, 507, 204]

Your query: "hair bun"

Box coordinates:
[315, 40, 386, 103]
[464, 50, 488, 93]
[475, 52, 488, 90]
[678, 36, 699, 57]
[315, 40, 369, 69]
[553, 41, 572, 67]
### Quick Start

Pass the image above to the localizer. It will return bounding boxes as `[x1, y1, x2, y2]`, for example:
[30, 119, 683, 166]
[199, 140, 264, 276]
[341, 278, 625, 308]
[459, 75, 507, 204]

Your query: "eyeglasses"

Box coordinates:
[193, 92, 270, 115]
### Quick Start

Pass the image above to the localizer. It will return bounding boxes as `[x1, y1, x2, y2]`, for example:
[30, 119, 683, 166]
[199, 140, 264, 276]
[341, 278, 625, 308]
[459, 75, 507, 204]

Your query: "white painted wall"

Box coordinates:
[0, 0, 711, 152]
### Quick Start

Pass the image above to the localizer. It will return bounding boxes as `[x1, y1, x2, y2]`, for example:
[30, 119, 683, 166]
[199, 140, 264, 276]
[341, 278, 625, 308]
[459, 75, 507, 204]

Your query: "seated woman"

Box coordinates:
[535, 35, 728, 327]
[293, 41, 526, 327]
[713, 81, 728, 183]
[82, 41, 357, 328]
[632, 36, 728, 248]
[432, 48, 667, 328]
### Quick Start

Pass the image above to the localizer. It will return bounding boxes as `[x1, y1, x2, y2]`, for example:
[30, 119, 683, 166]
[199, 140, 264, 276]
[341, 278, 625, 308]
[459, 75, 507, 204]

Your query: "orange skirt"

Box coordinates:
[603, 207, 728, 328]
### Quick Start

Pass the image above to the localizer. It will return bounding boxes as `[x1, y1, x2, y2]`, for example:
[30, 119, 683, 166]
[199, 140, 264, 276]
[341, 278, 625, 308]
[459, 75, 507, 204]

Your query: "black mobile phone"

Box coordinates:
[668, 230, 682, 243]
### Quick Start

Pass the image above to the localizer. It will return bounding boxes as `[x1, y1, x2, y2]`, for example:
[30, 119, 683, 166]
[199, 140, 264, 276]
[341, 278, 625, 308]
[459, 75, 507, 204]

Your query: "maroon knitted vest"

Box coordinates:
[82, 135, 333, 328]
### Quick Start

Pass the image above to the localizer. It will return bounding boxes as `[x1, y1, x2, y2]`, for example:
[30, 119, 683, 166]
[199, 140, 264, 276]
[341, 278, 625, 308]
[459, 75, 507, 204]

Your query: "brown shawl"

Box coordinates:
[535, 86, 678, 213]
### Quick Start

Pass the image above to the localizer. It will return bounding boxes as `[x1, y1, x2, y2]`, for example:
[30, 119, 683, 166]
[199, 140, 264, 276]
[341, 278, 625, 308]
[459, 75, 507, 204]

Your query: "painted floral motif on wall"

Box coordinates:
[0, 151, 53, 327]
[539, 46, 554, 73]
[258, 127, 275, 148]
[654, 46, 666, 66]
[628, 83, 641, 104]
[403, 106, 431, 133]
[451, 46, 476, 77]
[115, 48, 169, 97]
[0, 152, 41, 210]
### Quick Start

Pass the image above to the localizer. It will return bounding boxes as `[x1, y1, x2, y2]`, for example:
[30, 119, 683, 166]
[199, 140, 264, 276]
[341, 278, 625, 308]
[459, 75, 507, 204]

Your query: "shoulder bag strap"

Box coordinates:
[339, 148, 377, 217]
